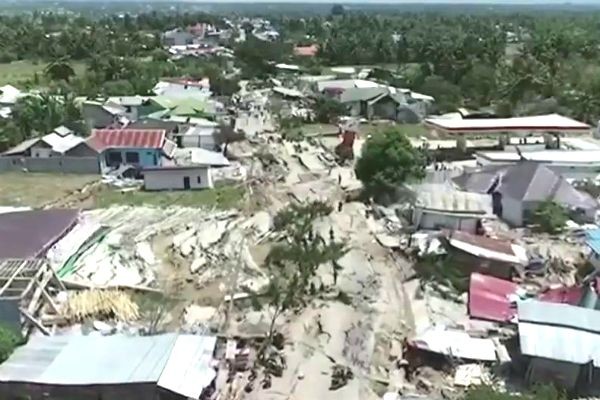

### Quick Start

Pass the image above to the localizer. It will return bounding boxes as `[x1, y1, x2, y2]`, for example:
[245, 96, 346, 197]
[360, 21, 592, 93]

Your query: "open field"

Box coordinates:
[0, 172, 98, 207]
[0, 60, 87, 86]
[92, 184, 247, 209]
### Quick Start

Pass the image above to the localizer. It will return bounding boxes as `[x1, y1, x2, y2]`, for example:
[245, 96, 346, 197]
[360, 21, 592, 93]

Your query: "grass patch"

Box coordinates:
[0, 60, 86, 86]
[0, 172, 99, 207]
[93, 184, 246, 209]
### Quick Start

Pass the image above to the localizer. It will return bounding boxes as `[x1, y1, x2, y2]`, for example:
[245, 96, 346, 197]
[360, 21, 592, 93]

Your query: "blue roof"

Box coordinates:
[586, 229, 600, 254]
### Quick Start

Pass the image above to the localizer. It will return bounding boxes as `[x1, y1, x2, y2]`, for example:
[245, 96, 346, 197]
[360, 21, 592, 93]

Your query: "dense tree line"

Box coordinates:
[277, 12, 600, 121]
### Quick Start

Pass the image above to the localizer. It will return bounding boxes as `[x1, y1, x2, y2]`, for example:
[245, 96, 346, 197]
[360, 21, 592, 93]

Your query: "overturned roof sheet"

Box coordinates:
[410, 326, 498, 361]
[518, 300, 600, 366]
[272, 86, 304, 98]
[0, 209, 79, 259]
[446, 231, 527, 265]
[0, 333, 216, 398]
[468, 273, 519, 323]
[425, 114, 590, 134]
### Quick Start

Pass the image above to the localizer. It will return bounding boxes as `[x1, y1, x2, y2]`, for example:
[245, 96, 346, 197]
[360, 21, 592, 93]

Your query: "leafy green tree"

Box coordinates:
[331, 4, 346, 16]
[464, 384, 565, 400]
[0, 325, 22, 363]
[11, 93, 81, 139]
[355, 127, 426, 200]
[314, 96, 346, 123]
[531, 201, 568, 234]
[44, 59, 76, 82]
[418, 75, 461, 113]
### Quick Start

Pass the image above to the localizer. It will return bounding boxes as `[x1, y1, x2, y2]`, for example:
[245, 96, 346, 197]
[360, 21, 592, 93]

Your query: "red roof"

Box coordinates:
[538, 284, 585, 305]
[90, 129, 166, 151]
[294, 44, 319, 57]
[468, 273, 519, 323]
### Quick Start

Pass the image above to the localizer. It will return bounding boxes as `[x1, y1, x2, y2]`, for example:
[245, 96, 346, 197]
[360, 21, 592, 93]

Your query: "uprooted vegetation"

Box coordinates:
[244, 200, 348, 383]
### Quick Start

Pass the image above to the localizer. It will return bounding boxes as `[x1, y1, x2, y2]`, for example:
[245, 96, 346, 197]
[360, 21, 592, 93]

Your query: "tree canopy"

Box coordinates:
[355, 128, 426, 200]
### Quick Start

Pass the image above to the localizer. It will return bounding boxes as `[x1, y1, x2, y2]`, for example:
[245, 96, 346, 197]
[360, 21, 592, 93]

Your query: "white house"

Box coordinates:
[143, 166, 213, 191]
[179, 126, 218, 150]
[152, 79, 211, 99]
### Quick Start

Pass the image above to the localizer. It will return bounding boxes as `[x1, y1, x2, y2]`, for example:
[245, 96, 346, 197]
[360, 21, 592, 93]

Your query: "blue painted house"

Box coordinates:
[89, 129, 176, 170]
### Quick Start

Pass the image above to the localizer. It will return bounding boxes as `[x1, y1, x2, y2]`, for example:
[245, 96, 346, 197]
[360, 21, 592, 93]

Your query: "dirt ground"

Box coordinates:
[0, 172, 99, 207]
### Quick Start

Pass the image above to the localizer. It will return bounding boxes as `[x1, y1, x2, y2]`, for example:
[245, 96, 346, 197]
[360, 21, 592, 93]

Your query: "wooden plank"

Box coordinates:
[0, 260, 31, 297]
[41, 288, 60, 314]
[20, 308, 50, 336]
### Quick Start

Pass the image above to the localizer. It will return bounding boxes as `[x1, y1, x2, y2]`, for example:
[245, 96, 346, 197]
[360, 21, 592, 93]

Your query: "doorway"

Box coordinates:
[183, 176, 190, 189]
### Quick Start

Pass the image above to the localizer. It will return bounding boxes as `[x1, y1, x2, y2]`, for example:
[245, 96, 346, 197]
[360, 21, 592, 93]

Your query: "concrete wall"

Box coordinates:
[82, 105, 116, 129]
[143, 167, 212, 191]
[527, 357, 581, 389]
[0, 156, 100, 174]
[500, 195, 523, 226]
[181, 133, 216, 150]
[103, 148, 161, 169]
[413, 210, 478, 233]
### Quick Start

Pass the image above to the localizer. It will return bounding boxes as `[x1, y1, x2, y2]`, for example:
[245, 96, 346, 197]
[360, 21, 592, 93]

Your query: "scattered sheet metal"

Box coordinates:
[409, 325, 499, 361]
[468, 273, 523, 323]
[454, 364, 489, 387]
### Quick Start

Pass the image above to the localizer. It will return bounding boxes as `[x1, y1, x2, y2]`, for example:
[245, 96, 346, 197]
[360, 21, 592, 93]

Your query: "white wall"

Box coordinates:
[31, 145, 52, 158]
[182, 132, 216, 150]
[413, 209, 478, 233]
[500, 195, 523, 226]
[144, 168, 213, 191]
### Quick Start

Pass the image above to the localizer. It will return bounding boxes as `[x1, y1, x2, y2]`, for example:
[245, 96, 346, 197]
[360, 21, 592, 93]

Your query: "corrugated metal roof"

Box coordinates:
[425, 113, 590, 133]
[416, 189, 493, 216]
[518, 300, 600, 366]
[0, 209, 79, 259]
[2, 137, 40, 155]
[0, 333, 217, 394]
[91, 129, 166, 150]
[468, 273, 519, 323]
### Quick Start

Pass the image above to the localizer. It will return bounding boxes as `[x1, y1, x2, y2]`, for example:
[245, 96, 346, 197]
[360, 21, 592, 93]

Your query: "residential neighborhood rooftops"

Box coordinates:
[0, 333, 217, 399]
[0, 209, 79, 259]
[425, 114, 590, 134]
[518, 300, 600, 367]
[90, 129, 167, 150]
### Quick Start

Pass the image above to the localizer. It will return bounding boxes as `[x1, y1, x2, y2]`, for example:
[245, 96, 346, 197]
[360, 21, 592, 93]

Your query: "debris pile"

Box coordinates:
[63, 289, 140, 322]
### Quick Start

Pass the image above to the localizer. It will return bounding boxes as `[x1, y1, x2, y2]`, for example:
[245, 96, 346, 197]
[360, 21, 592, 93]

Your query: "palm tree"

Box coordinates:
[44, 58, 76, 82]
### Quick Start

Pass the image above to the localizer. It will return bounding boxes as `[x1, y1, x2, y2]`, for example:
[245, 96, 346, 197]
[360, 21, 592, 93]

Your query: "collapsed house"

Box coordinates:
[0, 333, 217, 400]
[518, 300, 600, 390]
[443, 230, 528, 279]
[315, 79, 434, 122]
[412, 184, 495, 233]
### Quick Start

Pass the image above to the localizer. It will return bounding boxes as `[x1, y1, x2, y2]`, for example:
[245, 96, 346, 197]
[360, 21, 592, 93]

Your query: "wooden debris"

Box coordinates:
[63, 289, 139, 321]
